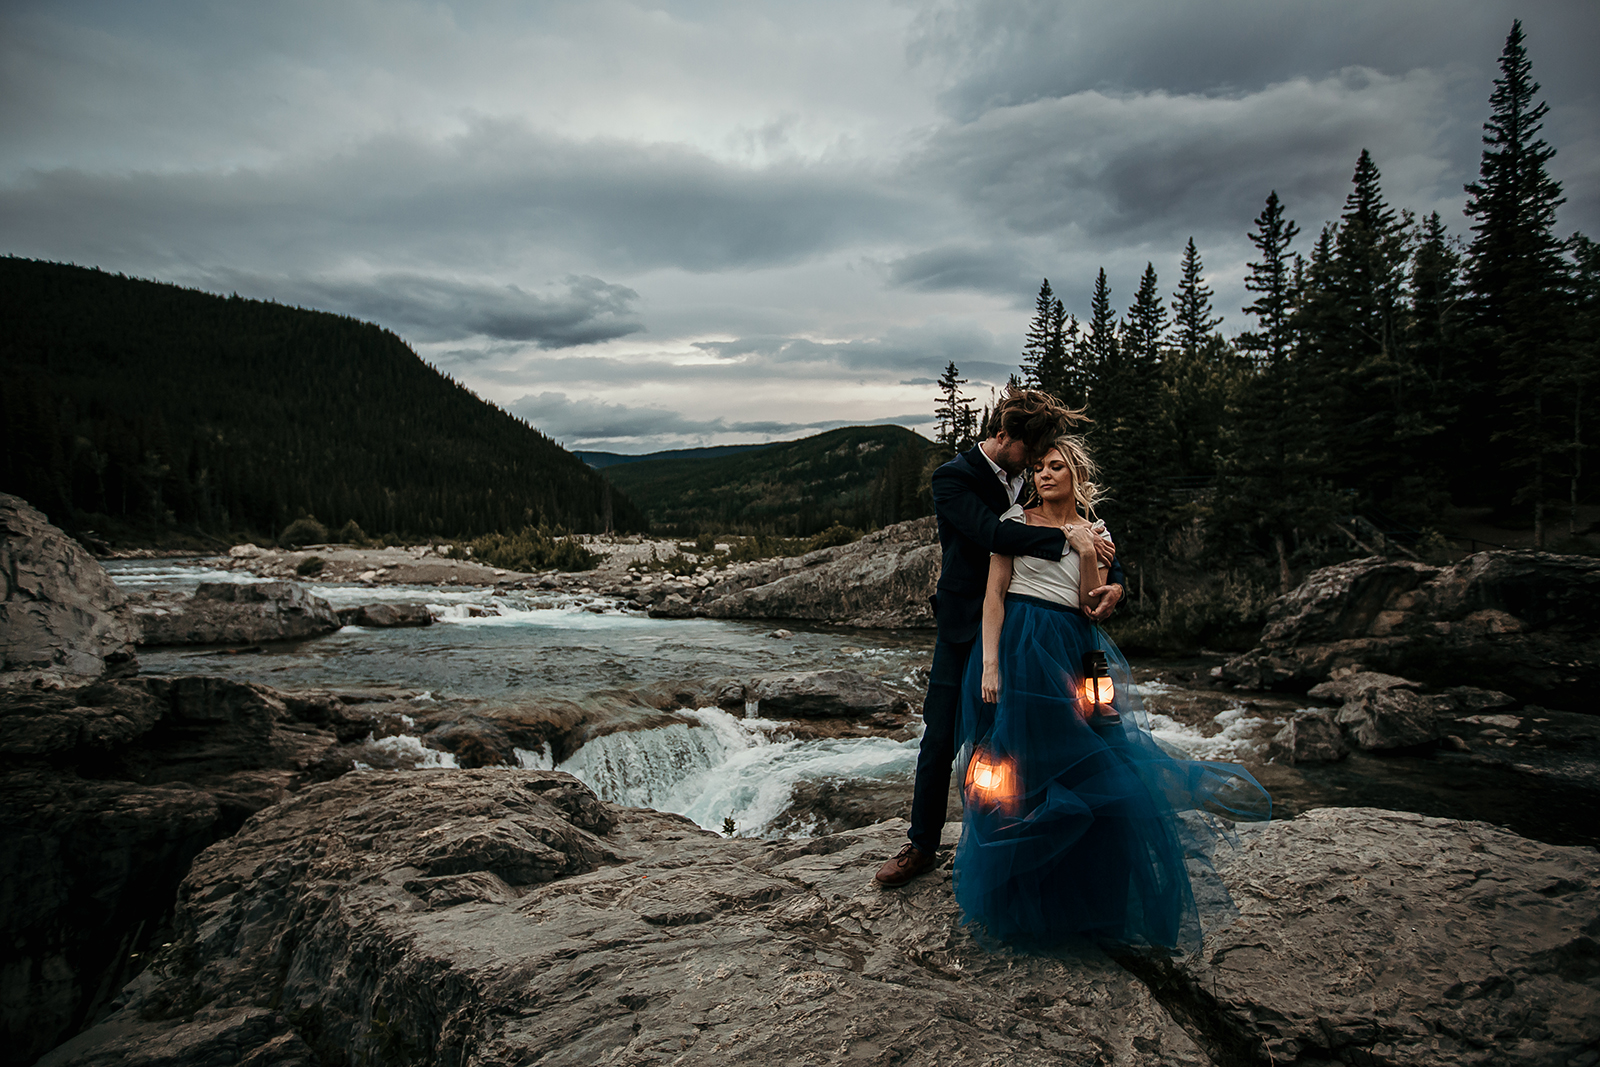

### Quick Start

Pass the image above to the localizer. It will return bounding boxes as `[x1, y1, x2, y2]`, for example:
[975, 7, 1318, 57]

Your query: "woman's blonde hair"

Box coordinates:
[1036, 433, 1102, 518]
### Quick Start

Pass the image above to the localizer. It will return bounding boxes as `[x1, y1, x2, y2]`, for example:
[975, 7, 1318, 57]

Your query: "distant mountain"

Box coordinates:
[0, 257, 646, 541]
[575, 444, 773, 469]
[599, 424, 934, 536]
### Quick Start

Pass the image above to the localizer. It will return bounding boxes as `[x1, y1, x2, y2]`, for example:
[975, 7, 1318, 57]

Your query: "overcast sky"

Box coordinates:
[3, 1, 1596, 452]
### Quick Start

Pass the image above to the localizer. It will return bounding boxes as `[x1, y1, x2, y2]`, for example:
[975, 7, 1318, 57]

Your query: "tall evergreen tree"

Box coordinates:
[1122, 263, 1169, 372]
[1172, 238, 1223, 359]
[1238, 191, 1300, 368]
[1564, 233, 1599, 538]
[1085, 267, 1121, 393]
[1021, 279, 1057, 387]
[1461, 19, 1570, 544]
[934, 361, 977, 449]
[1324, 150, 1428, 520]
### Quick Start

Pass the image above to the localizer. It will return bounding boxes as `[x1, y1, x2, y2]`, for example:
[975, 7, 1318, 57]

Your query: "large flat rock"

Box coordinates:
[1126, 808, 1600, 1066]
[39, 774, 1600, 1066]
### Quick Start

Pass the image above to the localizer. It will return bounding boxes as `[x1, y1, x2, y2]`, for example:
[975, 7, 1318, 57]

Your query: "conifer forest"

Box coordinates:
[932, 22, 1594, 632]
[0, 259, 647, 543]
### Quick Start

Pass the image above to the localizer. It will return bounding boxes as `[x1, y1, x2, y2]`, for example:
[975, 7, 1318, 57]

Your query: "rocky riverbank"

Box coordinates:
[38, 775, 1600, 1067]
[214, 517, 942, 629]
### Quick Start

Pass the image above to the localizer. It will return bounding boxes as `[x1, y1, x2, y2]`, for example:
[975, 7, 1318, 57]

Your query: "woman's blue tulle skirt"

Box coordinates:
[954, 593, 1271, 952]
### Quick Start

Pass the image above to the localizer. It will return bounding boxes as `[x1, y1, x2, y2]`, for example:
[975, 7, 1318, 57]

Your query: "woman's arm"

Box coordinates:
[1064, 524, 1103, 613]
[980, 554, 1014, 703]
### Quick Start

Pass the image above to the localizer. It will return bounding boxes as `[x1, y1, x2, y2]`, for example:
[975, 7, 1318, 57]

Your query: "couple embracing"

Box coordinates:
[875, 387, 1268, 951]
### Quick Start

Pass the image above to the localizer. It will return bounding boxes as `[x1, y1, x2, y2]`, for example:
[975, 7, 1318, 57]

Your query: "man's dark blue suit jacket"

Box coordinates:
[931, 445, 1125, 644]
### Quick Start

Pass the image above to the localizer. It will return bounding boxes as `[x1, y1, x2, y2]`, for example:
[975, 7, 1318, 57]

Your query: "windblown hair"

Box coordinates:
[1041, 433, 1103, 519]
[987, 386, 1089, 450]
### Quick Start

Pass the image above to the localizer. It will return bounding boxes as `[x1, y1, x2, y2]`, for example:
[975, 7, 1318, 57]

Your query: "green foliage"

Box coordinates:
[934, 362, 979, 449]
[295, 556, 326, 576]
[337, 519, 368, 545]
[722, 816, 736, 837]
[0, 258, 647, 543]
[279, 516, 328, 548]
[1106, 569, 1277, 653]
[601, 425, 929, 537]
[468, 526, 598, 572]
[722, 524, 862, 562]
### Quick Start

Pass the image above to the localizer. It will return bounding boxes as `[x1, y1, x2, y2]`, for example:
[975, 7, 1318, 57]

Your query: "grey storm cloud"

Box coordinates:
[204, 270, 645, 347]
[912, 0, 1599, 121]
[884, 243, 1039, 296]
[0, 121, 923, 278]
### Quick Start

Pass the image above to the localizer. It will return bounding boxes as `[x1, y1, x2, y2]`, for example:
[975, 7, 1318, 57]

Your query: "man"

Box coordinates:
[874, 388, 1124, 888]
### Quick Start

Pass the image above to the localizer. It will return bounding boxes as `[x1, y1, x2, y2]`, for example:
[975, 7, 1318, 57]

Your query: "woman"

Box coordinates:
[953, 434, 1269, 951]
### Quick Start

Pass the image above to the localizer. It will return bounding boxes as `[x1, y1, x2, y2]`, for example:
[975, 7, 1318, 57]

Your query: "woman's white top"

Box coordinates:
[997, 504, 1110, 609]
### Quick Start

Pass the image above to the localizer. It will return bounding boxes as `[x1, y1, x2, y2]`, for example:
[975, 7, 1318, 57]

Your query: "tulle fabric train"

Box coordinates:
[954, 594, 1270, 951]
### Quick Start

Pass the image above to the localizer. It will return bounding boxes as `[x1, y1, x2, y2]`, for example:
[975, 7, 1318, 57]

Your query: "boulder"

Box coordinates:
[1270, 709, 1348, 764]
[334, 602, 433, 628]
[1120, 808, 1600, 1067]
[1334, 685, 1452, 750]
[747, 668, 915, 719]
[134, 581, 341, 645]
[1220, 551, 1600, 710]
[0, 494, 139, 686]
[703, 517, 939, 628]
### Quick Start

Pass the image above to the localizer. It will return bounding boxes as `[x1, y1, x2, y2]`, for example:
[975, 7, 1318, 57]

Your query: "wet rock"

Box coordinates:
[1220, 551, 1600, 711]
[1270, 709, 1348, 764]
[135, 581, 341, 646]
[1121, 808, 1600, 1067]
[334, 602, 433, 627]
[1306, 668, 1420, 703]
[1334, 686, 1453, 750]
[43, 772, 1210, 1067]
[747, 668, 915, 718]
[0, 674, 347, 1060]
[1446, 685, 1518, 714]
[703, 517, 939, 628]
[1, 493, 140, 686]
[422, 716, 517, 768]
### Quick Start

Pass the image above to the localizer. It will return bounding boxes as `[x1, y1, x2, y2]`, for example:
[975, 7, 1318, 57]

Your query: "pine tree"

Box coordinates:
[1172, 238, 1222, 359]
[1085, 268, 1120, 394]
[934, 361, 977, 449]
[1122, 263, 1169, 373]
[1238, 191, 1300, 369]
[1021, 280, 1057, 387]
[1324, 150, 1427, 521]
[1462, 19, 1570, 545]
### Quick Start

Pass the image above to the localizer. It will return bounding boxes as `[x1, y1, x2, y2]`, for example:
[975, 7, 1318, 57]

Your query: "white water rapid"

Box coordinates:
[555, 707, 921, 838]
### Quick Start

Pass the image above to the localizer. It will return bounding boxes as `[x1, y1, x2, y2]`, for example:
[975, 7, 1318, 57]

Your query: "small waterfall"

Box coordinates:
[557, 708, 922, 837]
[557, 707, 764, 812]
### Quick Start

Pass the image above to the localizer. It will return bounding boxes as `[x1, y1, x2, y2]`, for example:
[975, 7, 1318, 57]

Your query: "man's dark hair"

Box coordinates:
[987, 387, 1088, 449]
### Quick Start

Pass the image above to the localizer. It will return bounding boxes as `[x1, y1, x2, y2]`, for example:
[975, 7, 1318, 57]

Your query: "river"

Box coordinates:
[108, 559, 1600, 849]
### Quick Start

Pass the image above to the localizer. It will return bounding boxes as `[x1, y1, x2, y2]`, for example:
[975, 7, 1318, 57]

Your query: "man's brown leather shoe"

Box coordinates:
[874, 843, 937, 887]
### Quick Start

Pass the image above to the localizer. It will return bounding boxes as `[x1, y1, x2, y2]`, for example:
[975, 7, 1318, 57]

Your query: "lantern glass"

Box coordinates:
[1078, 675, 1115, 706]
[964, 749, 1019, 814]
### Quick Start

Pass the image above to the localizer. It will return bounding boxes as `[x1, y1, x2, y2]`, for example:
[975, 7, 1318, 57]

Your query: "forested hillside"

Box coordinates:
[0, 258, 646, 542]
[600, 425, 932, 536]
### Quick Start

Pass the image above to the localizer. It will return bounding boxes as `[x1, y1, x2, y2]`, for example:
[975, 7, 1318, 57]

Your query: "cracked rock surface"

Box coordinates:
[39, 776, 1600, 1067]
[0, 494, 139, 685]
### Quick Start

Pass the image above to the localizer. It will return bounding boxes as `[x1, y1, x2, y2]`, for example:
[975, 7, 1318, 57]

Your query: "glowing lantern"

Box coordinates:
[1078, 650, 1120, 724]
[964, 749, 1019, 814]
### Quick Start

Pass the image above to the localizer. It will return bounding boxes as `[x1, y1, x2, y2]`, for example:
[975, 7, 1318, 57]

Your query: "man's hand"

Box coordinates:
[1092, 530, 1115, 568]
[1084, 582, 1123, 622]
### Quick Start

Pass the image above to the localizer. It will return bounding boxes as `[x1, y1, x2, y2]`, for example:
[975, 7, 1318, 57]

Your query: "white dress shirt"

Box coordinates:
[977, 444, 1026, 504]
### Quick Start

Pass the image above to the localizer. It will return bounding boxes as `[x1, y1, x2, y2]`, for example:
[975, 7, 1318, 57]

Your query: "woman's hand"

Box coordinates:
[981, 659, 1001, 704]
[1063, 523, 1097, 556]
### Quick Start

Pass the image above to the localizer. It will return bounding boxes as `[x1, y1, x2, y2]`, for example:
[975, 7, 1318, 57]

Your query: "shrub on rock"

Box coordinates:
[278, 516, 328, 548]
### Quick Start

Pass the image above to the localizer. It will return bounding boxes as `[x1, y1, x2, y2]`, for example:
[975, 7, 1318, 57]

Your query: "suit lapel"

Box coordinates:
[960, 446, 1010, 514]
